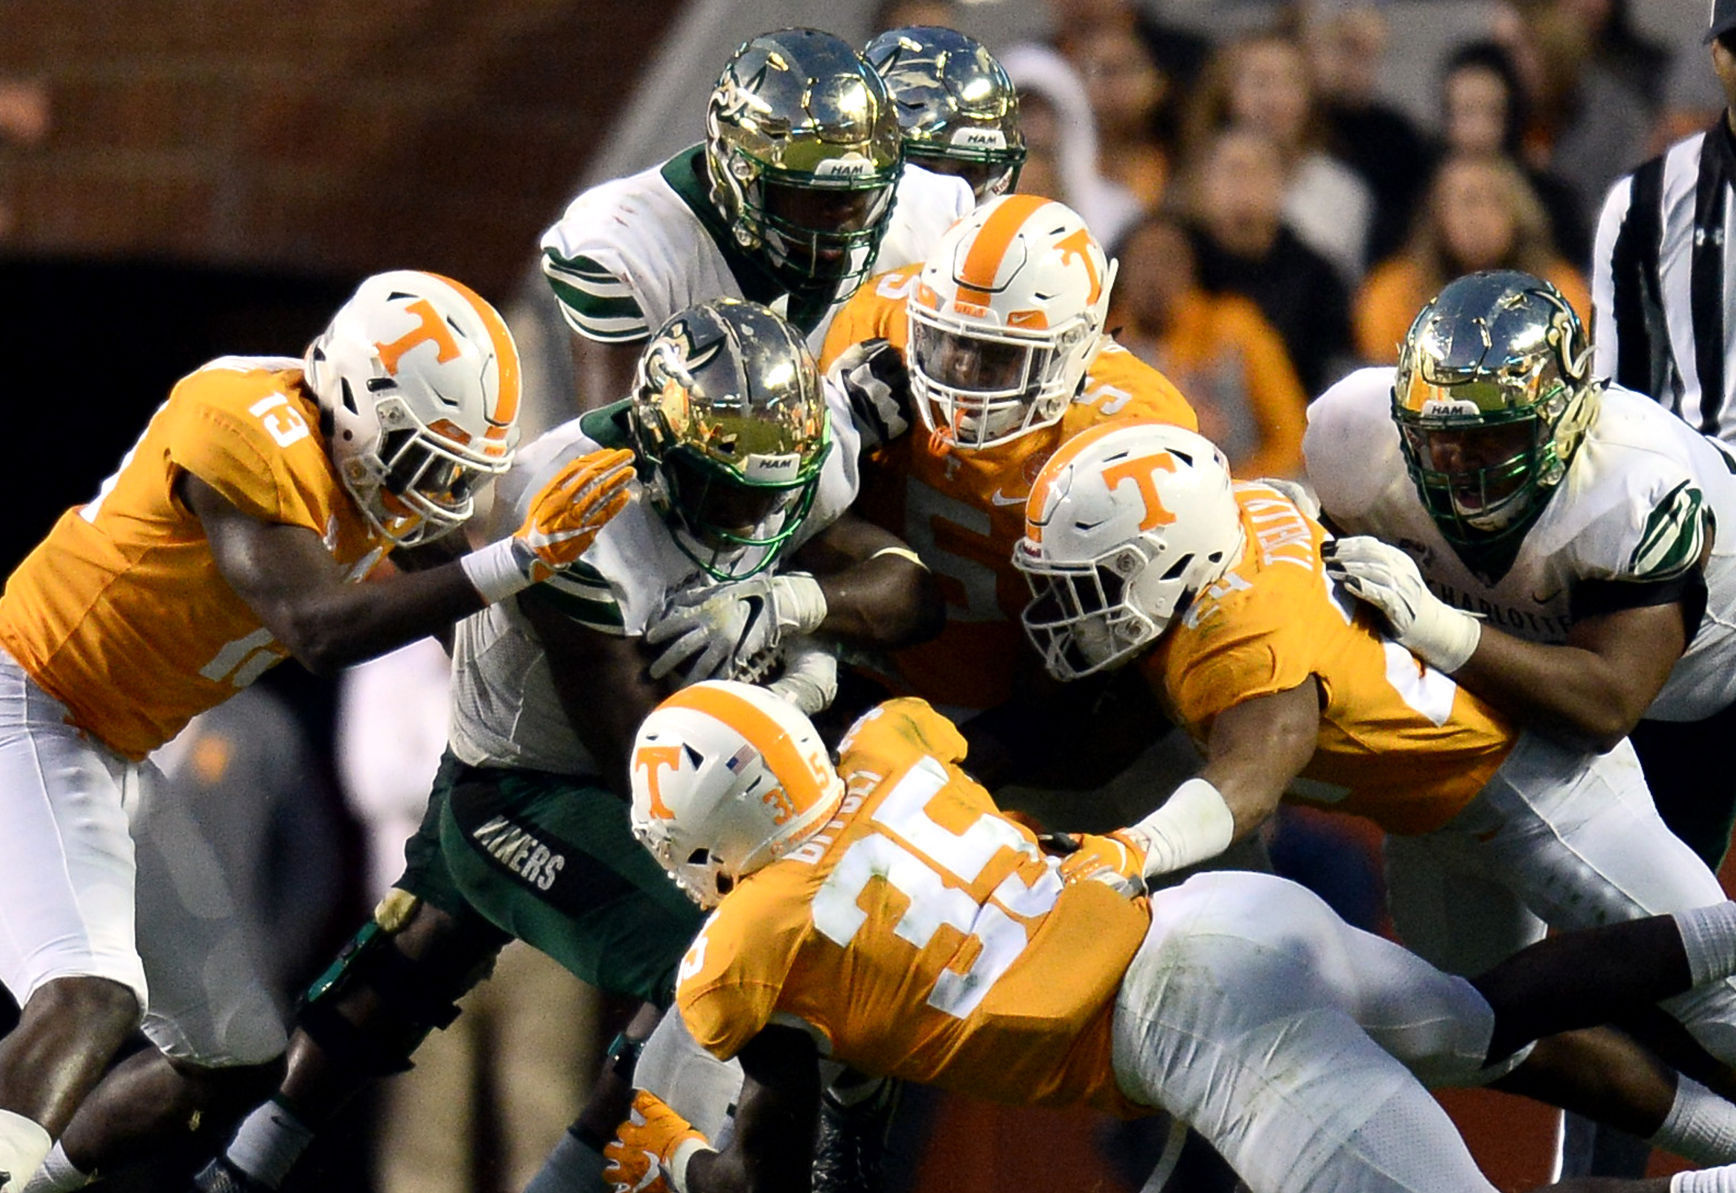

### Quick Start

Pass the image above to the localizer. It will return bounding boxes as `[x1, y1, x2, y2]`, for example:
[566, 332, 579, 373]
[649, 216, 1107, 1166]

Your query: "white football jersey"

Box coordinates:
[447, 382, 862, 775]
[1304, 366, 1736, 721]
[539, 146, 972, 355]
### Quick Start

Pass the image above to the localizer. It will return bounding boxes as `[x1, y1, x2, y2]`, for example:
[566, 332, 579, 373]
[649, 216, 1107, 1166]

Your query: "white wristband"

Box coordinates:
[1128, 778, 1237, 878]
[1415, 608, 1481, 675]
[459, 537, 533, 605]
[668, 1137, 714, 1193]
[776, 572, 829, 634]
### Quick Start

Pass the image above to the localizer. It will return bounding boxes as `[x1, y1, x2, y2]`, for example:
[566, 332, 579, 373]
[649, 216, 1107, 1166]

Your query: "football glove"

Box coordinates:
[826, 337, 911, 451]
[646, 573, 828, 687]
[766, 635, 839, 715]
[1047, 831, 1148, 898]
[603, 1091, 711, 1193]
[1322, 536, 1481, 673]
[461, 447, 636, 603]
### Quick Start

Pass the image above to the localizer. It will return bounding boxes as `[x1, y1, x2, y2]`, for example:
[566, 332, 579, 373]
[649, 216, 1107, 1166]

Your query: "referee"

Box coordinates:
[1592, 0, 1736, 448]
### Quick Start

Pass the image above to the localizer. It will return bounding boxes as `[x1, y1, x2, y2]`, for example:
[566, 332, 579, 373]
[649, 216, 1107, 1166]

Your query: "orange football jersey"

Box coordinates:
[1146, 485, 1515, 835]
[676, 698, 1153, 1116]
[821, 266, 1198, 711]
[0, 357, 388, 759]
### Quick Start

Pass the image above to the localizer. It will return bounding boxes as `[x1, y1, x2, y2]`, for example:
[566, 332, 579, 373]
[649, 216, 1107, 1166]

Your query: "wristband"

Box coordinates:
[778, 573, 829, 634]
[669, 1136, 715, 1193]
[1127, 778, 1237, 878]
[460, 537, 534, 605]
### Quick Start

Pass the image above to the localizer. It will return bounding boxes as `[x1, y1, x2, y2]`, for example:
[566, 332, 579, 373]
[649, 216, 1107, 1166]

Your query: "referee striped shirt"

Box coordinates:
[1592, 118, 1736, 443]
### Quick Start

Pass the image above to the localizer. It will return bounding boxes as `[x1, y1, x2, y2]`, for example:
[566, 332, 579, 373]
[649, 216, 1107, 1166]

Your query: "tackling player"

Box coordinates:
[541, 26, 974, 412]
[654, 194, 1194, 763]
[1304, 270, 1736, 871]
[190, 300, 938, 1193]
[1009, 418, 1736, 1138]
[597, 679, 1736, 1193]
[0, 271, 634, 1193]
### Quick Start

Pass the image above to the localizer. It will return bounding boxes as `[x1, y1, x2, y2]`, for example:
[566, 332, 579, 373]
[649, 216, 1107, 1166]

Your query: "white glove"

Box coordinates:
[1253, 476, 1321, 520]
[766, 636, 839, 715]
[1322, 536, 1482, 673]
[646, 572, 828, 687]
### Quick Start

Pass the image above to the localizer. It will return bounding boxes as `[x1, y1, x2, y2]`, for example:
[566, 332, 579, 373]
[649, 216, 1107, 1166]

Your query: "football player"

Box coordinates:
[657, 194, 1194, 748]
[597, 678, 1736, 1193]
[1303, 268, 1736, 1178]
[190, 300, 938, 1193]
[1010, 418, 1736, 1149]
[1304, 270, 1736, 872]
[0, 270, 635, 1193]
[541, 27, 974, 413]
[863, 25, 1026, 202]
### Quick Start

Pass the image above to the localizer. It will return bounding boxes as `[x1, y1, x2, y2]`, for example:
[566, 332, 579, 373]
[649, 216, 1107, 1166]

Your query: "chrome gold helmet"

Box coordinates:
[705, 28, 904, 294]
[864, 26, 1025, 201]
[630, 298, 831, 579]
[1392, 270, 1600, 550]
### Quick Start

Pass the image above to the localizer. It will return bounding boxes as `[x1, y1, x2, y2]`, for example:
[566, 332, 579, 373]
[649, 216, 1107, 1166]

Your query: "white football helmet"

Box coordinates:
[629, 680, 844, 908]
[907, 194, 1117, 450]
[1014, 421, 1244, 680]
[305, 270, 522, 547]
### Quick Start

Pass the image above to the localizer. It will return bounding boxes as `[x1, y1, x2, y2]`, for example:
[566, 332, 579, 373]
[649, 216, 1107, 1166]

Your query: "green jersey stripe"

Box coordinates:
[1630, 481, 1707, 580]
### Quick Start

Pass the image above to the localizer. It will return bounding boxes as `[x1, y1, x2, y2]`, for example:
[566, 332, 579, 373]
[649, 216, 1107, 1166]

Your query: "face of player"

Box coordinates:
[1402, 419, 1537, 515]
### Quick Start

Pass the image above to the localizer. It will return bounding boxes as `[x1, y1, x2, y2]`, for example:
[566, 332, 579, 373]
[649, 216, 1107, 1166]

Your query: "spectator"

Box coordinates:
[1182, 29, 1374, 287]
[1110, 212, 1308, 478]
[1355, 151, 1591, 364]
[1439, 40, 1592, 266]
[1055, 8, 1176, 210]
[1180, 124, 1354, 395]
[1000, 41, 1144, 251]
[1295, 2, 1433, 266]
[1492, 0, 1663, 233]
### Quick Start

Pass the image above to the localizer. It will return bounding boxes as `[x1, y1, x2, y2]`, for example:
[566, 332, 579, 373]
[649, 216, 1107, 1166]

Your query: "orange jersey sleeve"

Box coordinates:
[1148, 485, 1514, 835]
[0, 358, 388, 758]
[819, 266, 918, 370]
[676, 698, 1153, 1116]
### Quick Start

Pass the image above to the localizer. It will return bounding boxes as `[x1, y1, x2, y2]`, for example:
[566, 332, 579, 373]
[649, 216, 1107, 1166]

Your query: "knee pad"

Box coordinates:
[295, 893, 497, 1077]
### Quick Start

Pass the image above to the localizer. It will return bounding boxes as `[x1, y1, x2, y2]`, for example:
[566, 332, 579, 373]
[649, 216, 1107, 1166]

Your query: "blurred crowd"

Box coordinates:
[883, 0, 1716, 483]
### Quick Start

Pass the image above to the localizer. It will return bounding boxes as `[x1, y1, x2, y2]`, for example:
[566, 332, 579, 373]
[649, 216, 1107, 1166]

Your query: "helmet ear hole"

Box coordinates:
[339, 378, 359, 417]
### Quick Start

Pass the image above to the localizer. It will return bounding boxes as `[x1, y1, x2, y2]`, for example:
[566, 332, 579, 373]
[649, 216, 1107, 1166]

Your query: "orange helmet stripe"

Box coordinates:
[664, 685, 826, 812]
[426, 271, 522, 432]
[955, 194, 1054, 306]
[1026, 418, 1157, 542]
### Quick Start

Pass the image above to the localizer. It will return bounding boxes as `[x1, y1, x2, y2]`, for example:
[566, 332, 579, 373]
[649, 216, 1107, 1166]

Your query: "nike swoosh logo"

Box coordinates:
[988, 489, 1028, 507]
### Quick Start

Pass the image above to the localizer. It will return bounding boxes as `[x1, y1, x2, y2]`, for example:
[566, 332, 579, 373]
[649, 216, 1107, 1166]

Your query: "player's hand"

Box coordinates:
[827, 337, 911, 449]
[766, 635, 839, 715]
[1254, 476, 1320, 520]
[1322, 536, 1481, 672]
[1043, 831, 1148, 898]
[603, 1091, 710, 1193]
[646, 573, 828, 686]
[512, 447, 636, 582]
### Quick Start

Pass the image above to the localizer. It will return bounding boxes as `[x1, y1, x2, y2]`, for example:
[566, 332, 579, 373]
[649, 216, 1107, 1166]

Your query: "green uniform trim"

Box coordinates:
[437, 758, 703, 1007]
[1630, 480, 1707, 580]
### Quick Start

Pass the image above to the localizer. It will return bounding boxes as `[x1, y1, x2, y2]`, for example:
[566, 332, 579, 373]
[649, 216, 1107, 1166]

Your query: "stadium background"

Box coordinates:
[0, 2, 1723, 1191]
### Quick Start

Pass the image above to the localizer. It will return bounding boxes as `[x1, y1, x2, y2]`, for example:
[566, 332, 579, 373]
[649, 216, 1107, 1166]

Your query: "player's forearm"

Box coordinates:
[267, 566, 486, 676]
[814, 551, 944, 648]
[1454, 632, 1648, 753]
